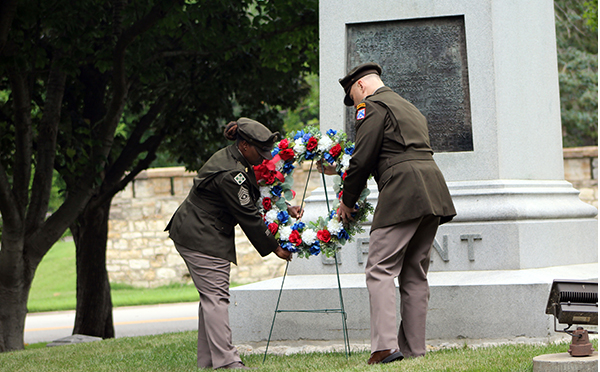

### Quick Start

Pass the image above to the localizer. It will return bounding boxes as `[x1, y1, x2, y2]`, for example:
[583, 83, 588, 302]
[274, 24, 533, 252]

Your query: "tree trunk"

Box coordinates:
[0, 234, 34, 352]
[0, 278, 29, 352]
[72, 197, 114, 338]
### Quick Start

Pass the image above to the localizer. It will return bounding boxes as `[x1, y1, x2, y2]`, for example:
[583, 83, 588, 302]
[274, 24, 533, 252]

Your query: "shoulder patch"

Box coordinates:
[234, 172, 246, 185]
[356, 107, 366, 120]
[238, 186, 250, 206]
[356, 102, 366, 109]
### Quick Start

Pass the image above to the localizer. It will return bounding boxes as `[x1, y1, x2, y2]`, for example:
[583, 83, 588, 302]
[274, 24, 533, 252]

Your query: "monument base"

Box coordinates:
[229, 263, 597, 344]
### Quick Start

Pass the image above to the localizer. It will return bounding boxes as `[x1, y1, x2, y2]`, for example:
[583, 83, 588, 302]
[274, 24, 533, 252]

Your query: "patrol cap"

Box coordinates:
[236, 117, 280, 160]
[339, 62, 382, 106]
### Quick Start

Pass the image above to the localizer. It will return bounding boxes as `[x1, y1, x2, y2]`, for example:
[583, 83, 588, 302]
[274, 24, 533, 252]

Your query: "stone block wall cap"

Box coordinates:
[563, 146, 598, 159]
[134, 167, 196, 180]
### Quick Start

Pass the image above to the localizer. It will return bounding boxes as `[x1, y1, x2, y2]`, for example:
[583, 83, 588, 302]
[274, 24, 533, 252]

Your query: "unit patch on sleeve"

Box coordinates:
[238, 186, 250, 206]
[356, 107, 366, 120]
[234, 172, 246, 185]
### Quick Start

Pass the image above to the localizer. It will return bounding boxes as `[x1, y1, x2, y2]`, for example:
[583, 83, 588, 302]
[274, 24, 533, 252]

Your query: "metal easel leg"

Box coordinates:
[263, 261, 289, 363]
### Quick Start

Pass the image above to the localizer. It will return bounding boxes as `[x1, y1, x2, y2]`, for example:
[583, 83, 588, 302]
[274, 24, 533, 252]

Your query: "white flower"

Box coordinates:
[293, 142, 305, 154]
[260, 186, 272, 198]
[341, 154, 352, 169]
[265, 209, 279, 224]
[327, 219, 343, 235]
[301, 229, 317, 245]
[275, 159, 285, 172]
[279, 226, 293, 241]
[318, 136, 333, 152]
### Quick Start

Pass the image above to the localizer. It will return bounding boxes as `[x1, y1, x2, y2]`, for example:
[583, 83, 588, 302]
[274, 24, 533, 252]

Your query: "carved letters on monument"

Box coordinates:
[346, 16, 473, 152]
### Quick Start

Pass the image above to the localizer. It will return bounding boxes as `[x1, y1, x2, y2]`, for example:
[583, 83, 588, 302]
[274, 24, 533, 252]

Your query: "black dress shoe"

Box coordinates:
[367, 348, 404, 364]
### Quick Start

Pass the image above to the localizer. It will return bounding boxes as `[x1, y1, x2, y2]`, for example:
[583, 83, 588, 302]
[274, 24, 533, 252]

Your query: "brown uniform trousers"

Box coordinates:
[175, 243, 241, 369]
[366, 215, 440, 357]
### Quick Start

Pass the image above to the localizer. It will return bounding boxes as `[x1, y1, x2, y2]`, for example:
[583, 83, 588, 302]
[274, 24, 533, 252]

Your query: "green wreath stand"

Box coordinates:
[262, 162, 351, 363]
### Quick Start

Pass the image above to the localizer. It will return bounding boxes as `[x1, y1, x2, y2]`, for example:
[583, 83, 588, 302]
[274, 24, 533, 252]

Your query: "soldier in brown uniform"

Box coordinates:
[166, 118, 300, 370]
[321, 63, 455, 364]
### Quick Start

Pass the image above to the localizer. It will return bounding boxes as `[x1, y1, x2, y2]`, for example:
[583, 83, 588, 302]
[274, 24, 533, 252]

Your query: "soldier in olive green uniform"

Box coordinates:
[323, 63, 456, 365]
[166, 118, 297, 370]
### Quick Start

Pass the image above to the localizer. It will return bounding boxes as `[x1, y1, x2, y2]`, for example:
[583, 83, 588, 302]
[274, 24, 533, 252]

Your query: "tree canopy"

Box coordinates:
[0, 0, 317, 351]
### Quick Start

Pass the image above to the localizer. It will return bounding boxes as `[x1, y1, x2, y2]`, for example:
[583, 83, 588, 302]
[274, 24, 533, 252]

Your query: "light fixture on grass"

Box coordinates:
[545, 279, 598, 357]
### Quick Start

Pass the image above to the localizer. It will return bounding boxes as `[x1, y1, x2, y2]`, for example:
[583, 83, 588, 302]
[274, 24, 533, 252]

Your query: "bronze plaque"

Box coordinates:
[345, 16, 473, 152]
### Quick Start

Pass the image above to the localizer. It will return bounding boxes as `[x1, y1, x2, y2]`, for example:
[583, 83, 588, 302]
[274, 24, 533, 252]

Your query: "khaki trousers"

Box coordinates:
[365, 215, 440, 358]
[175, 243, 241, 369]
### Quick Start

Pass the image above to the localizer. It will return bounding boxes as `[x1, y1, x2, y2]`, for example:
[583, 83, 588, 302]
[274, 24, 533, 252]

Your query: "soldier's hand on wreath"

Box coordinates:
[316, 160, 337, 175]
[337, 200, 357, 224]
[274, 246, 292, 261]
[287, 205, 304, 220]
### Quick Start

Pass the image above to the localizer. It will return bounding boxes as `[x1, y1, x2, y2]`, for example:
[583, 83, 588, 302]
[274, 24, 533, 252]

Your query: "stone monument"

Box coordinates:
[229, 0, 598, 344]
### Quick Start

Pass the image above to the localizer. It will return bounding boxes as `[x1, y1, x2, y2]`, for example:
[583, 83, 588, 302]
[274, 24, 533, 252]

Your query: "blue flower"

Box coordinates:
[292, 222, 305, 231]
[337, 229, 350, 240]
[294, 130, 305, 140]
[283, 162, 295, 174]
[277, 211, 289, 224]
[271, 147, 280, 156]
[351, 204, 360, 218]
[303, 133, 312, 142]
[282, 242, 298, 253]
[271, 185, 283, 197]
[324, 153, 335, 164]
[344, 145, 355, 155]
[305, 151, 315, 160]
[326, 129, 337, 136]
[309, 241, 321, 256]
[329, 210, 336, 219]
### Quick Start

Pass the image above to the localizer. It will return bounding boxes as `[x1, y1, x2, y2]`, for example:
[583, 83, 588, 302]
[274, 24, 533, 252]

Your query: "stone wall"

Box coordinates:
[106, 147, 598, 288]
[563, 146, 598, 208]
[107, 162, 323, 288]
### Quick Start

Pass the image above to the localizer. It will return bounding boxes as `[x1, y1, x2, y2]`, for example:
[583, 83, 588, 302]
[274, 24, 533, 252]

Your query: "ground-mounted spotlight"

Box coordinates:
[545, 279, 598, 357]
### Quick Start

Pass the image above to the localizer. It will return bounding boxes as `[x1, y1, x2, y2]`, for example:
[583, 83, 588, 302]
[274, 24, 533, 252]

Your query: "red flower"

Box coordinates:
[268, 222, 279, 235]
[262, 197, 272, 211]
[253, 163, 269, 181]
[289, 230, 302, 246]
[306, 137, 318, 151]
[317, 229, 331, 243]
[279, 139, 289, 149]
[266, 173, 276, 185]
[279, 148, 295, 161]
[342, 171, 347, 180]
[329, 144, 342, 158]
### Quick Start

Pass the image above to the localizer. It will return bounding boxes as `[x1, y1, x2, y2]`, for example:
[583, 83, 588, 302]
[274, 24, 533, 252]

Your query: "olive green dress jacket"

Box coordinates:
[342, 86, 456, 231]
[165, 145, 278, 264]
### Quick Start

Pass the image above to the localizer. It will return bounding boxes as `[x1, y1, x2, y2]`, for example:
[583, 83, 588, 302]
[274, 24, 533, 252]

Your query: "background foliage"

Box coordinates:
[555, 0, 598, 147]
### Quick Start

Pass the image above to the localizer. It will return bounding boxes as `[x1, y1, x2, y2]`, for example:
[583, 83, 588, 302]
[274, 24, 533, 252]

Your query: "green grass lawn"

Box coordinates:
[28, 240, 200, 313]
[2, 332, 596, 372]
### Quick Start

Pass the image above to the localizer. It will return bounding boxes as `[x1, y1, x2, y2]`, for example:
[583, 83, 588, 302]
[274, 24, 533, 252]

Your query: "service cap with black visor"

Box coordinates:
[339, 62, 383, 107]
[235, 117, 280, 160]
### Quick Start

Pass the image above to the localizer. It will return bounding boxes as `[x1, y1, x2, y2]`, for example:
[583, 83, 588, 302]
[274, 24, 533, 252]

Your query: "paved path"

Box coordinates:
[25, 301, 580, 355]
[25, 302, 198, 345]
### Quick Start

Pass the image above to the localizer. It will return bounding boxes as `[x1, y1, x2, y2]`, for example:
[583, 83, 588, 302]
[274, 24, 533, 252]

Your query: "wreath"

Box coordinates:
[253, 127, 373, 258]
